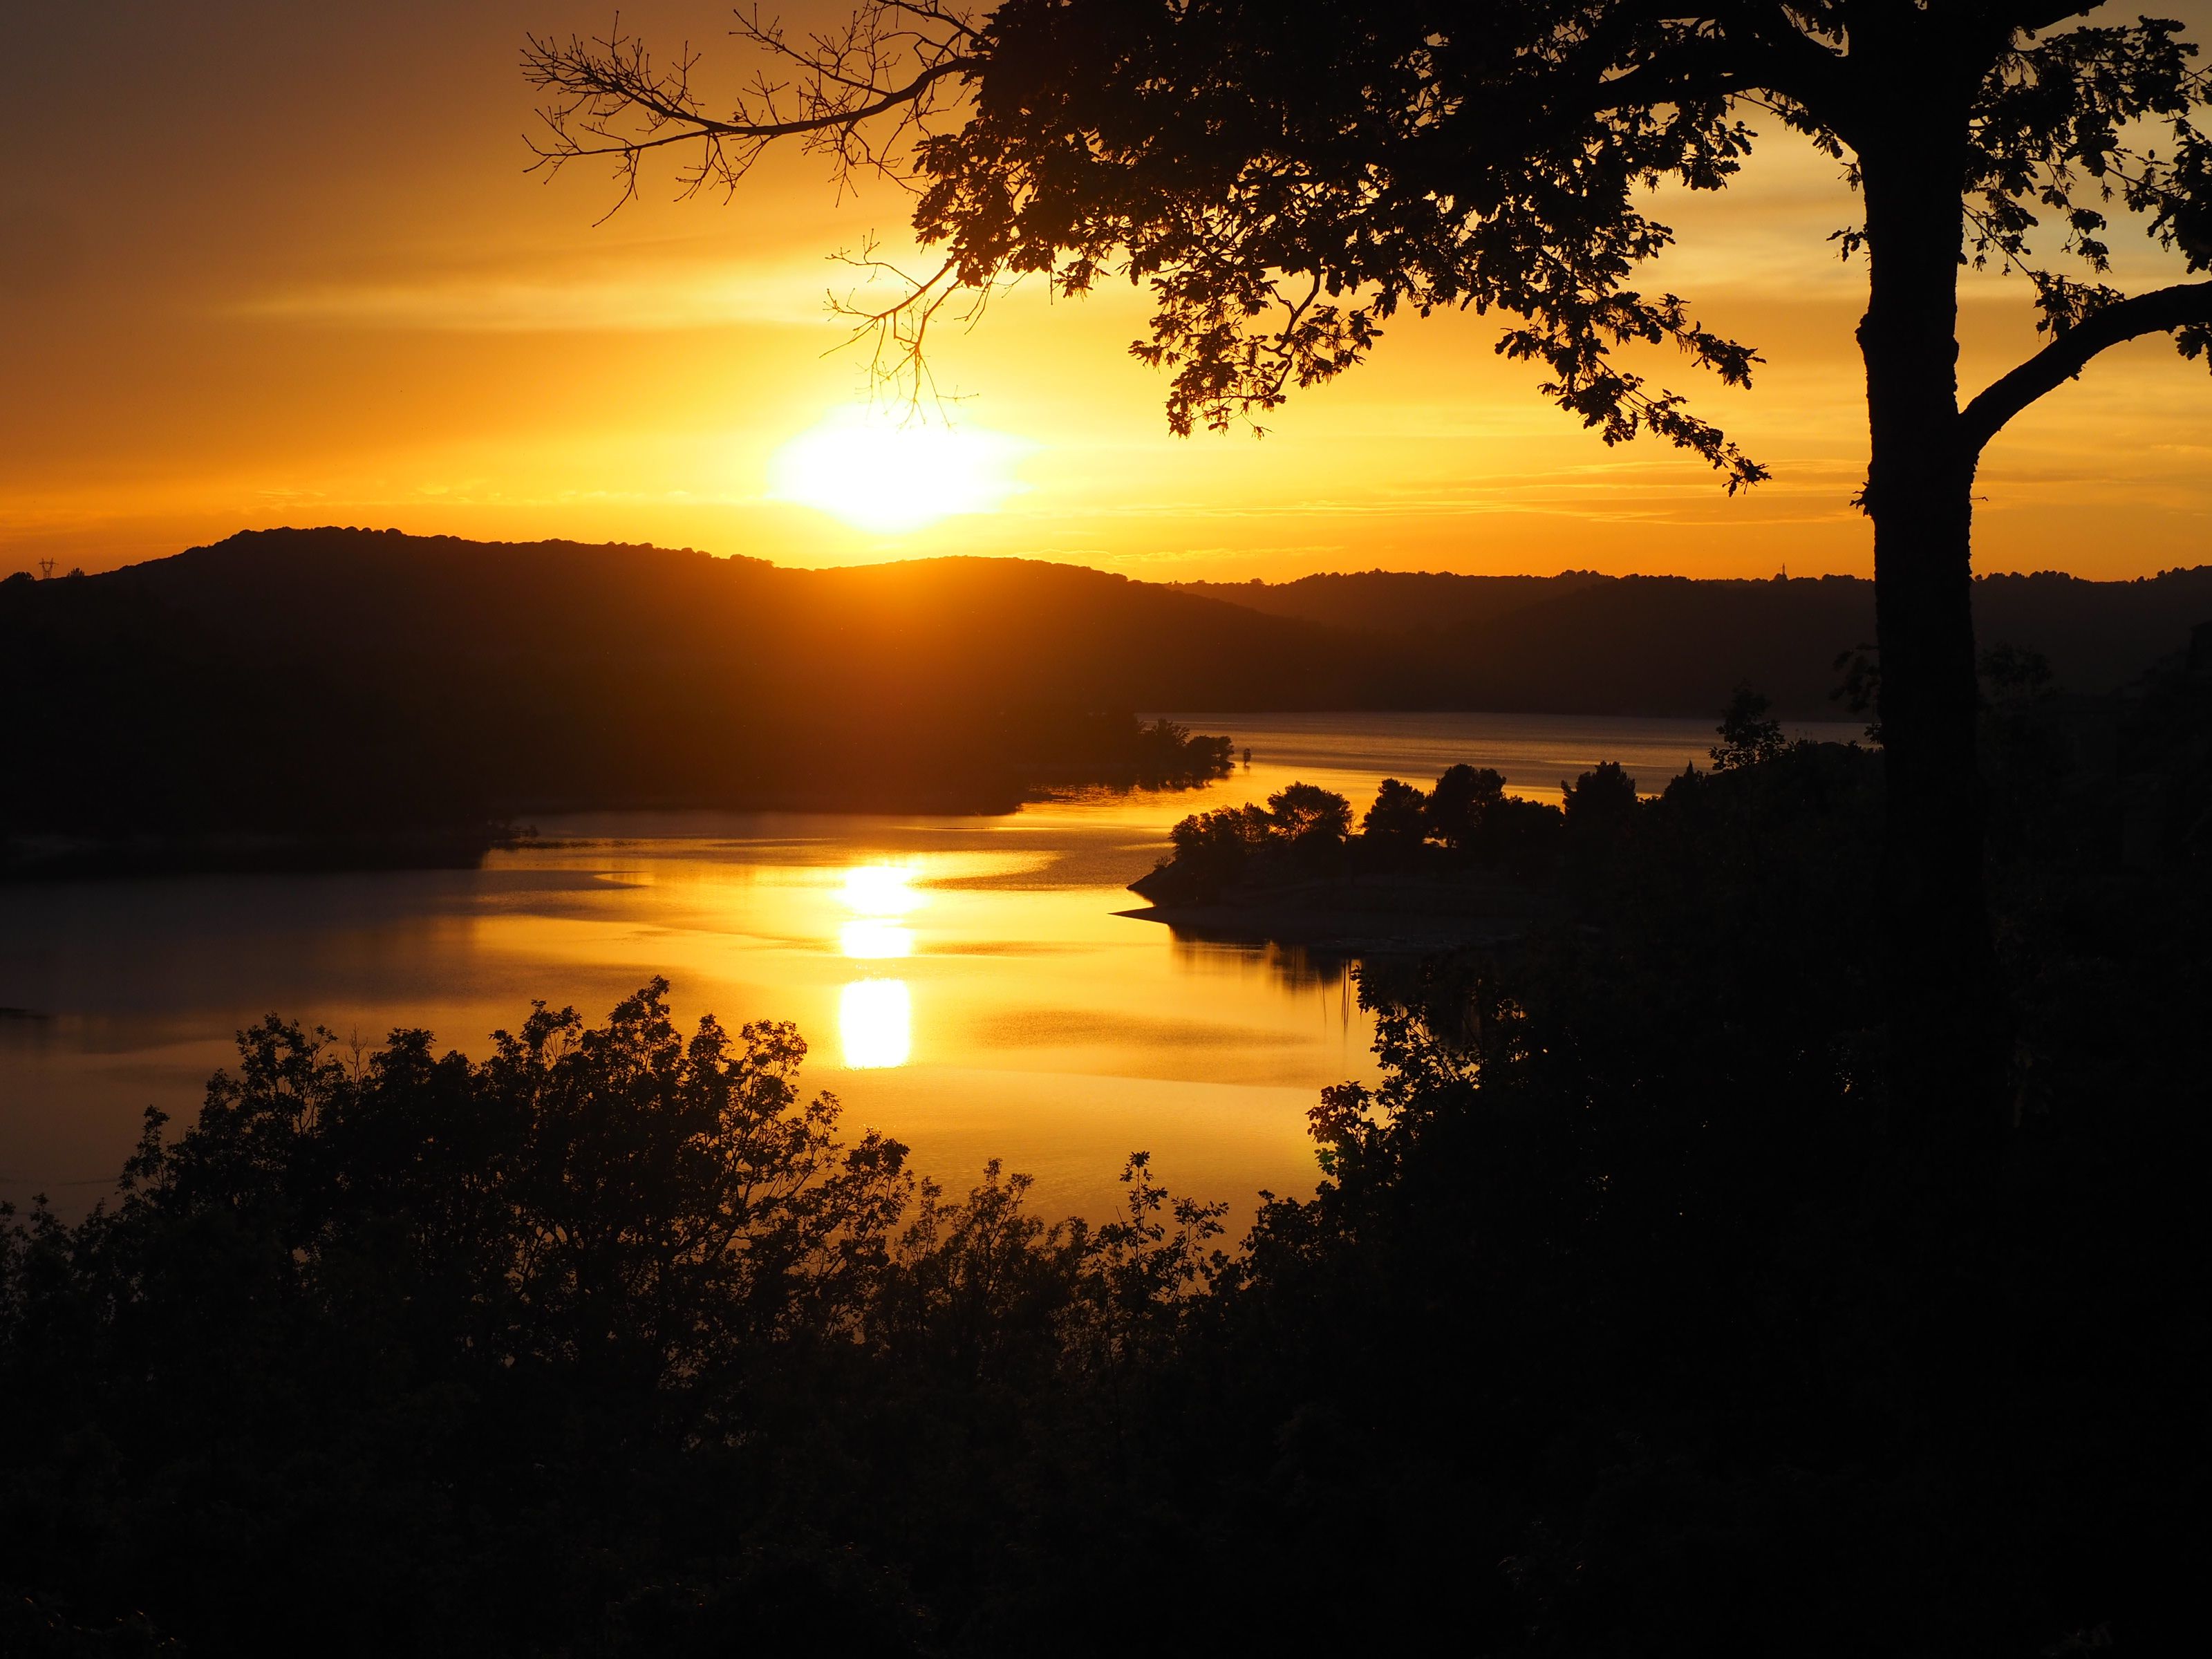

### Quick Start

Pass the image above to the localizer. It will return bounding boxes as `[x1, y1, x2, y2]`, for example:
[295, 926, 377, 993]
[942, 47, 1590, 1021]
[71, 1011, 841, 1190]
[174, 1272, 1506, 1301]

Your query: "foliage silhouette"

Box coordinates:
[1142, 758, 1584, 903]
[1141, 783, 1360, 901]
[1360, 776, 1431, 852]
[0, 984, 1226, 1655]
[1263, 780, 1353, 847]
[1712, 683, 1790, 771]
[1426, 762, 1508, 852]
[1560, 758, 1640, 854]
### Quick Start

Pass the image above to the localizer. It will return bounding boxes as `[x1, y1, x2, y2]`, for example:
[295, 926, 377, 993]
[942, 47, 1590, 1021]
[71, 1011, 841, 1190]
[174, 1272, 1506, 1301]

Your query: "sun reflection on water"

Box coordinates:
[836, 863, 920, 1067]
[841, 862, 922, 916]
[840, 978, 912, 1069]
[840, 918, 912, 959]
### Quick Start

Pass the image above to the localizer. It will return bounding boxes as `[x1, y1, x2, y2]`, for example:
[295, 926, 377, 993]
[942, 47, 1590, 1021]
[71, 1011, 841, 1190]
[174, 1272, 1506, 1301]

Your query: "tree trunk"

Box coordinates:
[1856, 133, 2008, 1170]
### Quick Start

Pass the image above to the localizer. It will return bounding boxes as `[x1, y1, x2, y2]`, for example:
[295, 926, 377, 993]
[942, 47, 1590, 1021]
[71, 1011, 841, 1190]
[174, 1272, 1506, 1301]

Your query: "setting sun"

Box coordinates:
[770, 406, 1028, 534]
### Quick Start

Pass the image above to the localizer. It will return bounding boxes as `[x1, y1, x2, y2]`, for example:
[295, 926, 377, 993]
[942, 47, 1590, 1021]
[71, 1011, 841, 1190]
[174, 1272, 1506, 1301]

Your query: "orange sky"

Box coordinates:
[6, 1, 2210, 581]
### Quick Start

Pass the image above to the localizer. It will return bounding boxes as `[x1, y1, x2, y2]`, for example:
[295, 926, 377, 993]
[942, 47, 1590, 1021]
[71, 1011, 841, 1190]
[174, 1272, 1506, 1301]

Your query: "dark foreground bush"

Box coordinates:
[0, 988, 1224, 1656]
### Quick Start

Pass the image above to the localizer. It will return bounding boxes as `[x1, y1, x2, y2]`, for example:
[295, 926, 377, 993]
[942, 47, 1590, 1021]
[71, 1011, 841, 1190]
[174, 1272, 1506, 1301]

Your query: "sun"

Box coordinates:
[770, 405, 1029, 534]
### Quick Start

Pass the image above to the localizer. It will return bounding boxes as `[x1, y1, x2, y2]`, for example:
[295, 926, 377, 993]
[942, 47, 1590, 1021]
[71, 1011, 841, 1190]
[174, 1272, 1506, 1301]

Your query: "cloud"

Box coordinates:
[232, 254, 918, 333]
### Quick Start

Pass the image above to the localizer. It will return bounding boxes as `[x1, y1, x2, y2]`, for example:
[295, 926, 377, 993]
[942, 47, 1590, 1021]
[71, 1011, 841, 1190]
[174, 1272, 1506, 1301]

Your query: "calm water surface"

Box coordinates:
[1, 711, 1862, 1221]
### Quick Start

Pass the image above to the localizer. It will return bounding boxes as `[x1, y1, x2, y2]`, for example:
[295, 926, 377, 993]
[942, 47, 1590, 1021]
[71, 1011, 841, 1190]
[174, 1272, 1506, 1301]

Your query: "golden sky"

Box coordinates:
[6, 1, 2210, 581]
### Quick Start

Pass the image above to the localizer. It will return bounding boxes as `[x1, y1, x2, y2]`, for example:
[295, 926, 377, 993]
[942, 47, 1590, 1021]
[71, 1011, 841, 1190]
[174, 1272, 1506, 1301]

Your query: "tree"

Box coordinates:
[1362, 776, 1432, 844]
[1266, 781, 1354, 845]
[1562, 759, 1641, 844]
[525, 3, 2212, 1145]
[1169, 800, 1275, 862]
[1712, 684, 1789, 771]
[1427, 763, 1508, 852]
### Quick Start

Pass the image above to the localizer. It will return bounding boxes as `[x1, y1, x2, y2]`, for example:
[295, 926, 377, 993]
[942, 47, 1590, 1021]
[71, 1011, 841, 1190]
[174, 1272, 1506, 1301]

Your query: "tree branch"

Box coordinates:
[1712, 1, 1851, 110]
[1959, 279, 2212, 453]
[2003, 3, 2106, 37]
[535, 53, 973, 151]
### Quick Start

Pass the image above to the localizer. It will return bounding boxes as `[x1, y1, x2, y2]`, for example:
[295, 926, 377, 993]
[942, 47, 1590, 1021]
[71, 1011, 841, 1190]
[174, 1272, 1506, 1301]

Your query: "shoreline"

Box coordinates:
[0, 827, 518, 882]
[1118, 869, 1544, 955]
[0, 769, 1239, 883]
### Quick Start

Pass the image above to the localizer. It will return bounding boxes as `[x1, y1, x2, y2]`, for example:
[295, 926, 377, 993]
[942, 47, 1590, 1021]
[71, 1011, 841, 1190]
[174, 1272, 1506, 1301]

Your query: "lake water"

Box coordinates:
[1, 711, 1864, 1224]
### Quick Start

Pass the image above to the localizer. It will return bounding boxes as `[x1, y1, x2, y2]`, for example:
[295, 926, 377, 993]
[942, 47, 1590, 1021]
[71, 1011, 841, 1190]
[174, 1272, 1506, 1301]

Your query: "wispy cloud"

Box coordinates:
[232, 255, 913, 333]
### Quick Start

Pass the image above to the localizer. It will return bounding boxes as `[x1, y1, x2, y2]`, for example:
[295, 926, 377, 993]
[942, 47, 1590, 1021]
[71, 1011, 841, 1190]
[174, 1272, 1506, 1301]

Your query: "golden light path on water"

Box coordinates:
[838, 863, 919, 1069]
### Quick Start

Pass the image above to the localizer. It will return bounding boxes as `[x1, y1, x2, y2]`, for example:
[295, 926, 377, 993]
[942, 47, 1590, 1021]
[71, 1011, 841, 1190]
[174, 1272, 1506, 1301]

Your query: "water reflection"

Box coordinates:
[840, 918, 913, 959]
[842, 862, 922, 915]
[841, 978, 912, 1069]
[1170, 936, 1363, 994]
[838, 862, 919, 1065]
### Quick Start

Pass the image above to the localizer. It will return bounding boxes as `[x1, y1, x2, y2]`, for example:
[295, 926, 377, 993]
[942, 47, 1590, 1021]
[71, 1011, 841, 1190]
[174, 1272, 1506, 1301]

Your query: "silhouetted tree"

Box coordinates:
[1128, 715, 1236, 784]
[1170, 802, 1274, 862]
[527, 1, 2212, 1138]
[1427, 764, 1508, 852]
[1146, 800, 1278, 900]
[1362, 777, 1431, 844]
[1266, 782, 1353, 846]
[1562, 760, 1640, 849]
[1480, 792, 1569, 870]
[1712, 684, 1789, 771]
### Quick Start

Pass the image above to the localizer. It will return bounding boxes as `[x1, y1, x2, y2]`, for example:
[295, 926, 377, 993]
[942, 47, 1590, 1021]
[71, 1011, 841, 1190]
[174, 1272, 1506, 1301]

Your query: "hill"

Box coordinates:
[6, 529, 2206, 856]
[1176, 570, 1616, 635]
[0, 529, 1379, 850]
[1181, 568, 2212, 714]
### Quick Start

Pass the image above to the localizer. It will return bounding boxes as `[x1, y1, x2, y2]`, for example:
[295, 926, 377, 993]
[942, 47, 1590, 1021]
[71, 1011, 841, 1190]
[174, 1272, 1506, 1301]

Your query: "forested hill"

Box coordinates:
[0, 529, 1376, 841]
[5, 528, 2206, 843]
[1179, 567, 2212, 715]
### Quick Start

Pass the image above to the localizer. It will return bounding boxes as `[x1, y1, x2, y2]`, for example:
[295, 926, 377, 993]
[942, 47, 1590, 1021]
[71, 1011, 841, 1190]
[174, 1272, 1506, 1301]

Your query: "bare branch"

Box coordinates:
[522, 12, 980, 213]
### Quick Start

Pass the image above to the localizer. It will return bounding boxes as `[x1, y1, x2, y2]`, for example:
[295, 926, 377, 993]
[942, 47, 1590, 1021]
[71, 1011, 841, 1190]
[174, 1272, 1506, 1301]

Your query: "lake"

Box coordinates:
[1, 711, 1865, 1224]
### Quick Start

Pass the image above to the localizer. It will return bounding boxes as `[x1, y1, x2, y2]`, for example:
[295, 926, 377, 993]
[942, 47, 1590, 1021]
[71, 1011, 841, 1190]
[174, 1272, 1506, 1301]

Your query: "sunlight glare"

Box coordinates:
[841, 862, 924, 916]
[840, 978, 912, 1069]
[770, 406, 1028, 534]
[840, 918, 914, 959]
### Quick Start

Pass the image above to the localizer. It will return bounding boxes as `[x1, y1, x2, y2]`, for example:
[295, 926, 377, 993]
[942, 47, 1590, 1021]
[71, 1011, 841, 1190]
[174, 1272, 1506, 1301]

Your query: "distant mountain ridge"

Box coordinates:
[3, 529, 2205, 845]
[1183, 565, 2212, 714]
[1177, 570, 1618, 636]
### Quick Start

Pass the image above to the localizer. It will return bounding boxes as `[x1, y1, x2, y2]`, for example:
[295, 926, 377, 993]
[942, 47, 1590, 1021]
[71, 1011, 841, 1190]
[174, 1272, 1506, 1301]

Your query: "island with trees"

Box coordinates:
[1124, 686, 1872, 951]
